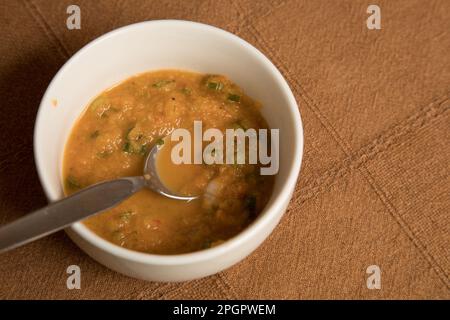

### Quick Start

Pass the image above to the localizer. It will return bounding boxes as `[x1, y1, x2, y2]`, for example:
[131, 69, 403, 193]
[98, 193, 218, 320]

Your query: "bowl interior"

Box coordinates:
[34, 20, 302, 255]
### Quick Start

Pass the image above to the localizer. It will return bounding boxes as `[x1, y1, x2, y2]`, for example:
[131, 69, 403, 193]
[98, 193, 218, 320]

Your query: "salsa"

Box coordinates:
[63, 70, 274, 254]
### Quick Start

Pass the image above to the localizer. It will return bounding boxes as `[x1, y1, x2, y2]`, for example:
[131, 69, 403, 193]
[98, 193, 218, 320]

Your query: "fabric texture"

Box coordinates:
[0, 0, 449, 299]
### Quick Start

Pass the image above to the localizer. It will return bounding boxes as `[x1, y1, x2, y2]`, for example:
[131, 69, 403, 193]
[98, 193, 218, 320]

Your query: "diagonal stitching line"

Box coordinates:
[293, 96, 450, 205]
[217, 272, 240, 299]
[130, 283, 176, 300]
[23, 0, 71, 59]
[247, 22, 450, 288]
[289, 93, 450, 287]
[153, 274, 236, 300]
[362, 162, 450, 288]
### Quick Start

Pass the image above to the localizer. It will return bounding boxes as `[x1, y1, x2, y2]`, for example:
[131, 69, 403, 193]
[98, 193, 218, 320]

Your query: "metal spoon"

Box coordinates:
[0, 142, 197, 253]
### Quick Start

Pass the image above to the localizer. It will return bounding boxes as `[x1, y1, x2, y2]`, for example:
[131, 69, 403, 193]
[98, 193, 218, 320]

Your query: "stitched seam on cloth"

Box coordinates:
[154, 283, 189, 300]
[133, 281, 215, 300]
[231, 0, 287, 20]
[361, 166, 450, 288]
[217, 272, 240, 299]
[128, 277, 234, 300]
[23, 0, 71, 59]
[247, 22, 450, 288]
[129, 277, 234, 300]
[294, 96, 450, 204]
[355, 110, 450, 289]
[131, 283, 174, 300]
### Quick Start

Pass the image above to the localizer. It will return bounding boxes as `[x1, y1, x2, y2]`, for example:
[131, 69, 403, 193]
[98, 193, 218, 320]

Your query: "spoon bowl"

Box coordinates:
[0, 140, 197, 253]
[143, 142, 198, 201]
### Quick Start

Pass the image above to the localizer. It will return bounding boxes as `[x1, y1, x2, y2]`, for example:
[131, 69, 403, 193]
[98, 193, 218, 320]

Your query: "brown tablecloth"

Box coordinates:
[0, 0, 449, 299]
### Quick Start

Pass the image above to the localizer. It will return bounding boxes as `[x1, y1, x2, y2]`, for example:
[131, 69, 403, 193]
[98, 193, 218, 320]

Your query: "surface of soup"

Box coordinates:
[63, 70, 274, 254]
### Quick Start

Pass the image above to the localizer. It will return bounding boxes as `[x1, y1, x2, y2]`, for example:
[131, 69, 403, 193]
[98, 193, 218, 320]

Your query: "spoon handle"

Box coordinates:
[0, 176, 145, 253]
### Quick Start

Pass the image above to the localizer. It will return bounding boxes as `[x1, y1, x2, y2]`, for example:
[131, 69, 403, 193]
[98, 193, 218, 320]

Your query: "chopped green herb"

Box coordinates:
[66, 175, 81, 190]
[119, 211, 133, 222]
[125, 126, 134, 137]
[155, 138, 165, 146]
[244, 195, 257, 217]
[139, 144, 148, 155]
[123, 126, 147, 155]
[181, 87, 192, 94]
[232, 122, 245, 130]
[89, 95, 117, 118]
[123, 143, 147, 155]
[228, 94, 241, 102]
[206, 204, 219, 216]
[123, 141, 132, 153]
[123, 142, 147, 155]
[99, 106, 119, 118]
[89, 96, 107, 112]
[90, 130, 100, 139]
[152, 80, 175, 88]
[96, 150, 113, 158]
[207, 82, 224, 91]
[202, 239, 212, 249]
[112, 230, 126, 243]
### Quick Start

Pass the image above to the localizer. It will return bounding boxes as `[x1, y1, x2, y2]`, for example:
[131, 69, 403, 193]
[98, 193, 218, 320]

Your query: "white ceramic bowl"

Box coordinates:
[34, 20, 303, 282]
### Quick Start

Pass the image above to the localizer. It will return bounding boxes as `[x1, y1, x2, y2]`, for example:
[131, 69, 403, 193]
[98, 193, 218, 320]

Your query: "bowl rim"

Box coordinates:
[33, 19, 304, 265]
